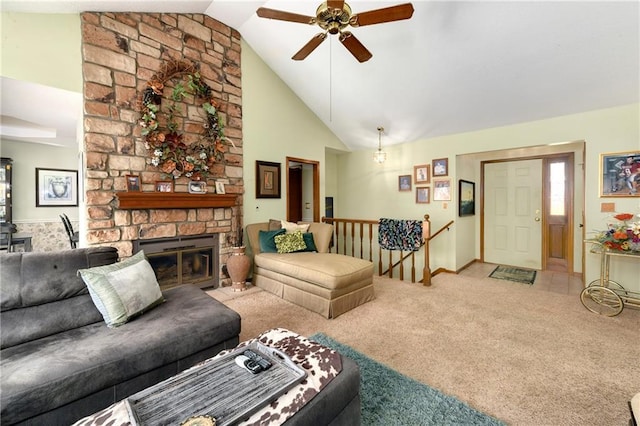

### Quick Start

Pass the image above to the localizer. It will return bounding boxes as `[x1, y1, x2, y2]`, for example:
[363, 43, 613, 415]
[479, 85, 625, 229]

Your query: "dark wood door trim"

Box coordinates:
[286, 157, 320, 222]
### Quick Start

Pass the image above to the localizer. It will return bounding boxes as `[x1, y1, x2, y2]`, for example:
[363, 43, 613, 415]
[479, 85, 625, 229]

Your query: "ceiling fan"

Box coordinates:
[256, 1, 414, 63]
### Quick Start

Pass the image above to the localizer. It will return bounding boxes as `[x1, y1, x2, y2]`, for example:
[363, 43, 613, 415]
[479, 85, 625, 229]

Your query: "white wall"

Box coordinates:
[240, 40, 349, 229]
[335, 104, 640, 291]
[0, 140, 80, 222]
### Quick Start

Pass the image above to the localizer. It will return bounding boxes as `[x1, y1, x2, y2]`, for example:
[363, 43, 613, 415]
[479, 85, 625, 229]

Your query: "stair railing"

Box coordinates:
[322, 215, 454, 284]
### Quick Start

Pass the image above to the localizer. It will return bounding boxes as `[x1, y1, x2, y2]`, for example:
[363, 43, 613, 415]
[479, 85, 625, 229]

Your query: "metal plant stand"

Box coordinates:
[581, 240, 640, 316]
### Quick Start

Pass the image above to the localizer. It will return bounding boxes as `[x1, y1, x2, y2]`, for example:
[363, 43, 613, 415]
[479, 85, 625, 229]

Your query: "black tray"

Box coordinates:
[125, 342, 307, 425]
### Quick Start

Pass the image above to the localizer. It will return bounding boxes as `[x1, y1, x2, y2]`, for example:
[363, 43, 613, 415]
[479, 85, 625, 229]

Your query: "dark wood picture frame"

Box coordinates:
[126, 174, 141, 192]
[432, 158, 449, 177]
[458, 179, 475, 216]
[256, 160, 281, 198]
[416, 186, 430, 204]
[399, 174, 412, 191]
[35, 167, 78, 207]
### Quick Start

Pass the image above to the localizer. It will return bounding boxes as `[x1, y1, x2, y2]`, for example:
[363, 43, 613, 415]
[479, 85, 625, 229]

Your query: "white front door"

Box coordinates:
[484, 159, 543, 269]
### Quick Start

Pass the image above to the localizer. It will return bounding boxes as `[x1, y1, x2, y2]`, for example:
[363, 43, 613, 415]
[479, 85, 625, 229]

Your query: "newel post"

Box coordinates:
[422, 214, 432, 286]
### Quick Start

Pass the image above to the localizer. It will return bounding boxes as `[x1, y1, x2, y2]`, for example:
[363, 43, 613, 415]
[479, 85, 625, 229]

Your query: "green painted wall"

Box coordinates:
[1, 12, 82, 92]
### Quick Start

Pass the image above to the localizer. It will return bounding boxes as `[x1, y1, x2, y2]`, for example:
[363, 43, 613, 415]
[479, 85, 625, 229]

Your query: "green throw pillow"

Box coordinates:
[274, 230, 307, 254]
[301, 232, 318, 252]
[78, 250, 164, 328]
[259, 228, 286, 253]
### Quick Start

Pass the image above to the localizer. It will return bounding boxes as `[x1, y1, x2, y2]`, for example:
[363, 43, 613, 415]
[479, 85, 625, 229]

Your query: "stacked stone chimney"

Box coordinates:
[80, 12, 243, 264]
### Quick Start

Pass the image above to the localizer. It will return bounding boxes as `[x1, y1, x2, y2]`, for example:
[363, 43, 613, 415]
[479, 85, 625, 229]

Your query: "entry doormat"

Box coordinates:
[309, 333, 505, 426]
[489, 265, 537, 285]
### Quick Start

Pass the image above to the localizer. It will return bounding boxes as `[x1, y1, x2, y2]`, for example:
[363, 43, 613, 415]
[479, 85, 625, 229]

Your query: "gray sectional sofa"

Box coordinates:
[0, 247, 241, 425]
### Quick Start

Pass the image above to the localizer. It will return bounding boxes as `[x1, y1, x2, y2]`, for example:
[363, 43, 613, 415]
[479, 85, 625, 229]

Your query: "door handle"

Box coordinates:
[535, 217, 541, 222]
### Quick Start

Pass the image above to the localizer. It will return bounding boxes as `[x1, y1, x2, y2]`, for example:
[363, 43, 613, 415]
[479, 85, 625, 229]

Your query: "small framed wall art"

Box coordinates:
[155, 181, 173, 193]
[398, 175, 412, 191]
[256, 160, 281, 198]
[416, 187, 430, 204]
[432, 158, 448, 177]
[433, 179, 451, 201]
[458, 179, 475, 216]
[125, 174, 141, 192]
[414, 164, 430, 184]
[35, 168, 78, 207]
[599, 151, 640, 197]
[215, 181, 226, 194]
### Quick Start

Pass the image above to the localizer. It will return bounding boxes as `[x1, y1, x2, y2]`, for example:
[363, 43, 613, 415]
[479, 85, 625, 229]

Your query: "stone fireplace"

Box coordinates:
[133, 234, 219, 290]
[80, 12, 244, 276]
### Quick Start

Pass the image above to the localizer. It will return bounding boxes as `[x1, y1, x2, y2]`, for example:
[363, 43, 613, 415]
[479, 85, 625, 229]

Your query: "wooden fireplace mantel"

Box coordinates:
[116, 192, 237, 210]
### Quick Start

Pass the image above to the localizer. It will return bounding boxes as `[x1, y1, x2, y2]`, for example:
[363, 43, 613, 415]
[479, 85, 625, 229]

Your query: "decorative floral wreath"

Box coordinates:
[138, 59, 227, 180]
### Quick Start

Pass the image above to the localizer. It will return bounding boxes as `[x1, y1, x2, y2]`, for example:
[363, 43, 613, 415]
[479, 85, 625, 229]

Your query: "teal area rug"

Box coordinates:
[309, 333, 504, 426]
[489, 265, 537, 285]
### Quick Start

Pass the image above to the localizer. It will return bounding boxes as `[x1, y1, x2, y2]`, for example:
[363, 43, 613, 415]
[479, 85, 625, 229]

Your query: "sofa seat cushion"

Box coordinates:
[254, 252, 373, 290]
[0, 285, 240, 424]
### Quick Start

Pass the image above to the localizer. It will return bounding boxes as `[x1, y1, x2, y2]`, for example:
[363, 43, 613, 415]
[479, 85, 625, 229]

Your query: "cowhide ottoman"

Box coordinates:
[74, 328, 360, 426]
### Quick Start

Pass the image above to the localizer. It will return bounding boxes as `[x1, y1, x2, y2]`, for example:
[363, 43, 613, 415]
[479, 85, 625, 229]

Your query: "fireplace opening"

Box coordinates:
[133, 234, 219, 291]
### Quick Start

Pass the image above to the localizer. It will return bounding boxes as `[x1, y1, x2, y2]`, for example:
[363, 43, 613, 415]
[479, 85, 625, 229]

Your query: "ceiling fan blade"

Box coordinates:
[350, 3, 414, 27]
[327, 0, 345, 11]
[292, 33, 327, 60]
[339, 31, 372, 63]
[256, 7, 316, 25]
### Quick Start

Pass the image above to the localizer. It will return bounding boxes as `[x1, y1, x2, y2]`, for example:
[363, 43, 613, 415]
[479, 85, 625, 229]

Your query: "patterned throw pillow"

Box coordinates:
[274, 230, 307, 253]
[78, 250, 164, 328]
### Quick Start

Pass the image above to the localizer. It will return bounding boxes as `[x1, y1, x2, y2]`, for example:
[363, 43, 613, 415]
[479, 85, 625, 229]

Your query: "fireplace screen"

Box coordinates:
[134, 234, 219, 290]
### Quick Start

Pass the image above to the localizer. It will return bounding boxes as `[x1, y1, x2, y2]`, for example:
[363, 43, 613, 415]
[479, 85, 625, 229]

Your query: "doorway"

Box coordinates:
[286, 157, 320, 223]
[482, 153, 575, 273]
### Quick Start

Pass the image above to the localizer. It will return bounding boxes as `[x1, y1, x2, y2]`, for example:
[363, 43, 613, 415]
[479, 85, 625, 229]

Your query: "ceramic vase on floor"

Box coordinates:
[227, 246, 250, 291]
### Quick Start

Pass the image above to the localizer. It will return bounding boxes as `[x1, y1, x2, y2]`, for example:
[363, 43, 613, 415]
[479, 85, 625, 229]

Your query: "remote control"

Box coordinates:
[243, 349, 272, 371]
[234, 355, 262, 374]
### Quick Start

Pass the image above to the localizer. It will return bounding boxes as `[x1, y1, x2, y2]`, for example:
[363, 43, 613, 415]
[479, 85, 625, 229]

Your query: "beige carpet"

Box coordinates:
[209, 273, 640, 426]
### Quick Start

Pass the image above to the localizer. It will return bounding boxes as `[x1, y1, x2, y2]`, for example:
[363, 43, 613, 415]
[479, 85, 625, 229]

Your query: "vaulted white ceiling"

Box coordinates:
[2, 1, 638, 151]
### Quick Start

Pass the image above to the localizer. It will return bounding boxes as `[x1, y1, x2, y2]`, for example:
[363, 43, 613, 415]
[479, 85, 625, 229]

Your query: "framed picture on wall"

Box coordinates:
[398, 175, 412, 191]
[458, 179, 475, 216]
[432, 158, 448, 177]
[416, 187, 430, 204]
[599, 151, 640, 197]
[256, 160, 281, 198]
[433, 179, 451, 201]
[35, 168, 78, 207]
[414, 164, 430, 184]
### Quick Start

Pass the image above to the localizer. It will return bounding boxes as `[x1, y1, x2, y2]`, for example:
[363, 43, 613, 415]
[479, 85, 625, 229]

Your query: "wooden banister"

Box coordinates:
[323, 215, 453, 285]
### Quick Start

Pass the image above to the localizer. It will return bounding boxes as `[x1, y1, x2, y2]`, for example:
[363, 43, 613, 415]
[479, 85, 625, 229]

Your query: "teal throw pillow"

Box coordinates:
[274, 230, 307, 254]
[301, 232, 318, 252]
[78, 250, 164, 328]
[259, 228, 286, 253]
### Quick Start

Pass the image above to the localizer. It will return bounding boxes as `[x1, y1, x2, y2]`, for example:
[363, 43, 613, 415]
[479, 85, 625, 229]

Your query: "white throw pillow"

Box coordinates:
[78, 250, 164, 328]
[281, 220, 310, 233]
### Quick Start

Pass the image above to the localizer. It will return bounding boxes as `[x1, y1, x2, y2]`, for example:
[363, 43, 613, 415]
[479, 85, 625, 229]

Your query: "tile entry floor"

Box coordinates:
[459, 262, 584, 296]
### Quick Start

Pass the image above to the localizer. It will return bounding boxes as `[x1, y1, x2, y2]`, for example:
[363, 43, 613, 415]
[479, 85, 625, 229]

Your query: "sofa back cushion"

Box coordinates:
[0, 247, 119, 348]
[247, 222, 333, 256]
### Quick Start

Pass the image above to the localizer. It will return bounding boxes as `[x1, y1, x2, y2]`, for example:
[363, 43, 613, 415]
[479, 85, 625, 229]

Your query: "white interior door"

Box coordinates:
[484, 159, 543, 269]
